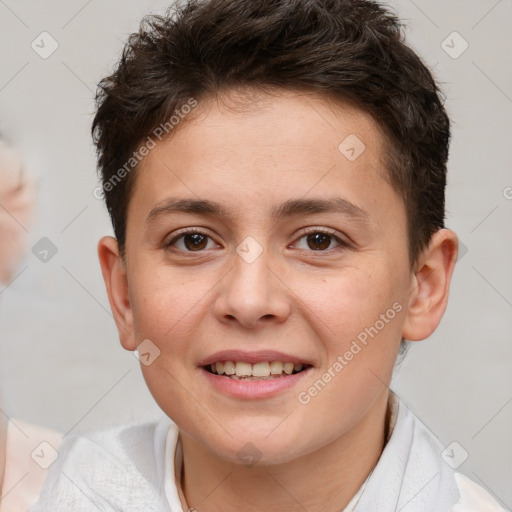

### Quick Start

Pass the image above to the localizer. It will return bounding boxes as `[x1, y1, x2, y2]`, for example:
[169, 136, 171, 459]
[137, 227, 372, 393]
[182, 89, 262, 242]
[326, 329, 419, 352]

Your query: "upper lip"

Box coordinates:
[199, 350, 313, 367]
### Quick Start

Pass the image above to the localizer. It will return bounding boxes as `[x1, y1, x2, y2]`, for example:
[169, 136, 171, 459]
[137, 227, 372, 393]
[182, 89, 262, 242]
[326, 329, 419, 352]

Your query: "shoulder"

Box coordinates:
[50, 419, 169, 475]
[393, 397, 508, 512]
[452, 472, 509, 512]
[29, 417, 175, 512]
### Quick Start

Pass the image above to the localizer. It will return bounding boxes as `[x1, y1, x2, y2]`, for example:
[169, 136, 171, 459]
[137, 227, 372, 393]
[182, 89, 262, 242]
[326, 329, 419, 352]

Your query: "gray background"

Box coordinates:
[0, 0, 510, 507]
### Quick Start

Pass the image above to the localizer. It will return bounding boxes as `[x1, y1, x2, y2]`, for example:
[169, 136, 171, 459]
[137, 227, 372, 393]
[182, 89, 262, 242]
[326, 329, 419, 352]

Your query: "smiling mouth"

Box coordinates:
[204, 361, 311, 380]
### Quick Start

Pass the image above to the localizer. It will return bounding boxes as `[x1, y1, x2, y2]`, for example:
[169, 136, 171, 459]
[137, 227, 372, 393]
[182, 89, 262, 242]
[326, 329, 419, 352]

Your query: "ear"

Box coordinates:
[97, 236, 136, 351]
[402, 228, 459, 341]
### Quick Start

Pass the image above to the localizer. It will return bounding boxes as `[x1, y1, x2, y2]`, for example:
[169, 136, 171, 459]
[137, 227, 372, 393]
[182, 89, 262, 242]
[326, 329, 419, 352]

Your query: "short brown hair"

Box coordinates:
[92, 0, 450, 269]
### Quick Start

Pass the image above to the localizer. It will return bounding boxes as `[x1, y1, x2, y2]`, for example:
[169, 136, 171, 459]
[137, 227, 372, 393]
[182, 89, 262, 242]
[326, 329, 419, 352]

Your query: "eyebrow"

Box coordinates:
[145, 197, 369, 225]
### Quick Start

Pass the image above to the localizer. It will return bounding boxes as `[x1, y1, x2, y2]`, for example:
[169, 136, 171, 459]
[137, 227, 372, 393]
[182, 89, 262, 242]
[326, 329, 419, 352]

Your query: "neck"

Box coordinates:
[179, 389, 390, 512]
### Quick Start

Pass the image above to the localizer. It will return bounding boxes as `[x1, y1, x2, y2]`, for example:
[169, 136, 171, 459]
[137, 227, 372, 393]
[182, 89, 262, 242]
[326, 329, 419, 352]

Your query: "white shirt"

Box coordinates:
[29, 393, 509, 512]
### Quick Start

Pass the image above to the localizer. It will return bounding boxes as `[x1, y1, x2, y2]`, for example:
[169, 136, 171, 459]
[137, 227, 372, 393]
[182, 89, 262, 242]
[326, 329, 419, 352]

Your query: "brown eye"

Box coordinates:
[294, 229, 345, 251]
[183, 233, 208, 251]
[306, 232, 332, 251]
[167, 230, 217, 252]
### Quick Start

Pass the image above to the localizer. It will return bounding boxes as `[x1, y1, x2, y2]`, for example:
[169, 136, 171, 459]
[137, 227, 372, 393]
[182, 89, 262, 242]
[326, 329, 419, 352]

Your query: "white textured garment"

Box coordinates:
[29, 394, 508, 512]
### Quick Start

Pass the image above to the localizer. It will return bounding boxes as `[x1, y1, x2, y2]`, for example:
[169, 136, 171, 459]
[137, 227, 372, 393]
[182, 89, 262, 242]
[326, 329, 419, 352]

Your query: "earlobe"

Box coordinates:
[97, 236, 136, 351]
[402, 229, 459, 341]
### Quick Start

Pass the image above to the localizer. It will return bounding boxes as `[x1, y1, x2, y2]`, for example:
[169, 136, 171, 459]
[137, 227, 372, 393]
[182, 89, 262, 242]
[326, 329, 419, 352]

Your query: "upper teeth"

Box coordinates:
[211, 361, 304, 377]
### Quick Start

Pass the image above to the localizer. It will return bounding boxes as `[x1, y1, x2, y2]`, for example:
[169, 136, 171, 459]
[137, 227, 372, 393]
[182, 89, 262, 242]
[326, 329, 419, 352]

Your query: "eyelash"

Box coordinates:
[293, 227, 349, 251]
[165, 227, 349, 253]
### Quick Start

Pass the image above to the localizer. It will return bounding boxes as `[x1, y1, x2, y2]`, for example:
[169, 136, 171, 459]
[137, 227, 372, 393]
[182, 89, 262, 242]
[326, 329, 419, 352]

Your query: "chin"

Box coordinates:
[205, 426, 309, 467]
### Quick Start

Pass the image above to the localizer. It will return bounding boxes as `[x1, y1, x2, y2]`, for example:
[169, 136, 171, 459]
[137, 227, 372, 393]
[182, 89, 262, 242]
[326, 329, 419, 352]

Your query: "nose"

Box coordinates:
[214, 249, 291, 329]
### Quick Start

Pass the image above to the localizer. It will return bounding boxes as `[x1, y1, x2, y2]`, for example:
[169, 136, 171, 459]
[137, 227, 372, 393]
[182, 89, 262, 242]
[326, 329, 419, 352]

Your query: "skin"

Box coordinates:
[0, 144, 34, 499]
[0, 143, 35, 284]
[98, 89, 458, 512]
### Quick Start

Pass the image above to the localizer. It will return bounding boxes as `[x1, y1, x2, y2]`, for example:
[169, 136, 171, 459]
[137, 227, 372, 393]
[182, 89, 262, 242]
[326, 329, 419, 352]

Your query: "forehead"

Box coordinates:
[169, 89, 386, 167]
[130, 89, 403, 228]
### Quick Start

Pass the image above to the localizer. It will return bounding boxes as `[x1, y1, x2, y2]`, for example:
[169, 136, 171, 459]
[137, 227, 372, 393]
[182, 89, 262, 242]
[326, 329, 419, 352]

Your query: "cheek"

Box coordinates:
[130, 268, 186, 337]
[129, 264, 221, 359]
[308, 265, 399, 329]
[304, 266, 405, 375]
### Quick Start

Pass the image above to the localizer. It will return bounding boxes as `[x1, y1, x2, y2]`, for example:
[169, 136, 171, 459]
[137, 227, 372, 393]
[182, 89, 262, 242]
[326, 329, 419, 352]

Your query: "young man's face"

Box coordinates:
[100, 90, 453, 465]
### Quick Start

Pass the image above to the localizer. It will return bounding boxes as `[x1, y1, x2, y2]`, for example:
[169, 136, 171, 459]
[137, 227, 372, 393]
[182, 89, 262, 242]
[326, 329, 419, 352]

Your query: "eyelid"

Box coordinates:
[292, 226, 350, 248]
[166, 227, 221, 249]
[165, 226, 351, 252]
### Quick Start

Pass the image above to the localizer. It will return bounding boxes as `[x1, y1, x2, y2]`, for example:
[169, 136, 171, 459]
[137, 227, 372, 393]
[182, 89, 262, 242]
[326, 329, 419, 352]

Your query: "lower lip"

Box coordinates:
[199, 367, 312, 399]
